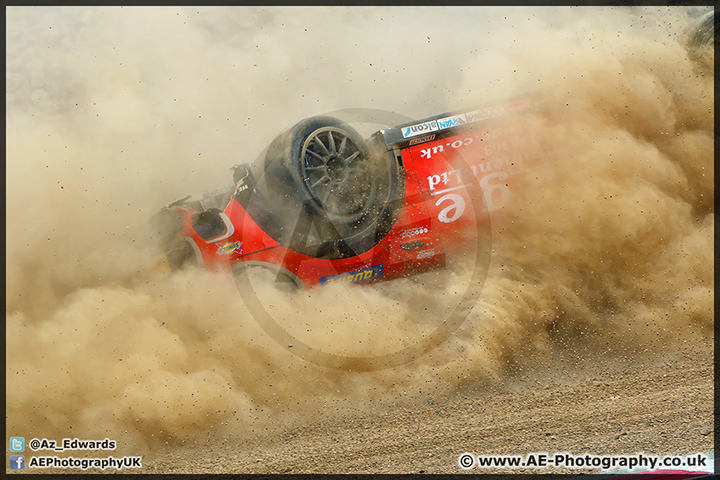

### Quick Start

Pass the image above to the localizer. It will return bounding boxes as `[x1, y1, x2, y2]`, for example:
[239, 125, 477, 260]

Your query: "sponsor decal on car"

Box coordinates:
[466, 105, 505, 123]
[400, 240, 425, 251]
[465, 100, 533, 124]
[400, 226, 429, 238]
[320, 264, 384, 284]
[436, 113, 467, 130]
[416, 249, 435, 260]
[217, 241, 243, 255]
[505, 99, 533, 113]
[401, 120, 439, 138]
[409, 134, 436, 146]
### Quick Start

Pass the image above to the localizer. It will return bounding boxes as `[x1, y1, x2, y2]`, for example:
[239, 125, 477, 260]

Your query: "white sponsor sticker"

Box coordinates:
[400, 226, 429, 238]
[465, 100, 532, 123]
[417, 249, 435, 260]
[401, 120, 439, 138]
[465, 106, 505, 123]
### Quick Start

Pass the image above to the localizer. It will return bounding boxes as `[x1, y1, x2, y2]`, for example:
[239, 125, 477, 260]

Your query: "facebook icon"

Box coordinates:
[10, 455, 25, 470]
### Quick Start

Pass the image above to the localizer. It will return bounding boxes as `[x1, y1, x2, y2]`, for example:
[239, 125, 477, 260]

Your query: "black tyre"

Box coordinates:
[253, 116, 402, 259]
[686, 11, 715, 70]
[688, 10, 715, 50]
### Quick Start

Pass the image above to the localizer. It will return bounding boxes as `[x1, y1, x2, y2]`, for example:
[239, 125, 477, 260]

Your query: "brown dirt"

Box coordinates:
[137, 340, 712, 474]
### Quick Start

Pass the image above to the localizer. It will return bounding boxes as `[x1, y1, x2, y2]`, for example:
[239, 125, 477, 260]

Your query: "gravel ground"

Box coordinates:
[137, 339, 713, 475]
[11, 337, 712, 475]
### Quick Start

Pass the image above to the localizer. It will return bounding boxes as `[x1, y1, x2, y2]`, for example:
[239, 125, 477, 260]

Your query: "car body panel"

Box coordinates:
[152, 95, 541, 288]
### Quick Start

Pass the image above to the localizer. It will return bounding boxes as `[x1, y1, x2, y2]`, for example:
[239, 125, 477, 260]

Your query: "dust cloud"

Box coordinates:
[6, 6, 713, 453]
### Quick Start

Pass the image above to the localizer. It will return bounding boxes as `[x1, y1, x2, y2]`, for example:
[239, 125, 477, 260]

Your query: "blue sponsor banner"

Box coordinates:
[436, 114, 467, 130]
[320, 264, 384, 285]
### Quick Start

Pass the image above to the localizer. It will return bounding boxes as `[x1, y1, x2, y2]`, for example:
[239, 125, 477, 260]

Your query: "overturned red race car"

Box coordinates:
[150, 97, 541, 289]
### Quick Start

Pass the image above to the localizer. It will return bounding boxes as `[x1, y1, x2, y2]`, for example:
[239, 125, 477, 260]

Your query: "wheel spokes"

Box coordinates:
[313, 135, 330, 155]
[337, 136, 347, 156]
[301, 127, 375, 215]
[344, 150, 361, 163]
[326, 131, 336, 153]
[310, 175, 330, 190]
[306, 149, 326, 163]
